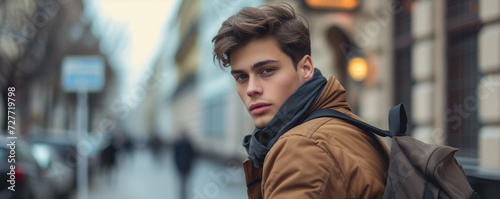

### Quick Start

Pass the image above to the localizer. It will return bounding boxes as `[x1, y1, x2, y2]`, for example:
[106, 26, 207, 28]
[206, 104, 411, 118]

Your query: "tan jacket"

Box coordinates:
[243, 76, 389, 199]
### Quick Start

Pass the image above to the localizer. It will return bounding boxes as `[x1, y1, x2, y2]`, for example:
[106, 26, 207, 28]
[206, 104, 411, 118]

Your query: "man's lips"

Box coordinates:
[249, 103, 272, 115]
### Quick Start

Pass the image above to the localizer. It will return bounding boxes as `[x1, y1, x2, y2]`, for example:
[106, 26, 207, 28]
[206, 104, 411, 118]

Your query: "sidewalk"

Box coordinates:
[69, 148, 247, 199]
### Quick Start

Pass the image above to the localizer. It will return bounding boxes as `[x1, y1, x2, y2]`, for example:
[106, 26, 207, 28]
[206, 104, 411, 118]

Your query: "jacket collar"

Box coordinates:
[304, 75, 352, 117]
[242, 158, 263, 199]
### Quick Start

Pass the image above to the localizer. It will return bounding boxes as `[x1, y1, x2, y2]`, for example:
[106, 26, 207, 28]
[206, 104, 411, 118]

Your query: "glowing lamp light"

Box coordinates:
[304, 0, 360, 11]
[348, 57, 368, 81]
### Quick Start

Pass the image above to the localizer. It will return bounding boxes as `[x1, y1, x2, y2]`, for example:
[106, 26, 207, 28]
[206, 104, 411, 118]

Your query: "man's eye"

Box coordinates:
[236, 74, 248, 81]
[262, 68, 275, 74]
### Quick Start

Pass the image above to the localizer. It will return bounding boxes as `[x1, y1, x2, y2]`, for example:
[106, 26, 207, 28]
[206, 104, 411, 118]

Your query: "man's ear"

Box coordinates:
[299, 55, 314, 82]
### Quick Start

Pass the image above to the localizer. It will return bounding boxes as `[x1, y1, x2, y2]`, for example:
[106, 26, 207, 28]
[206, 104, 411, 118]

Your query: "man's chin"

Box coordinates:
[254, 119, 270, 129]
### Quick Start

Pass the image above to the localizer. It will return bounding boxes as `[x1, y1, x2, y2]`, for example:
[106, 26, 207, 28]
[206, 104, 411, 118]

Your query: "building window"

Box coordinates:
[446, 0, 482, 158]
[203, 95, 226, 138]
[393, 0, 414, 134]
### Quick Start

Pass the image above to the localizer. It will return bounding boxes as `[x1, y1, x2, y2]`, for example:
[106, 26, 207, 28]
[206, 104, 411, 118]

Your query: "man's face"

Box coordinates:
[230, 37, 305, 128]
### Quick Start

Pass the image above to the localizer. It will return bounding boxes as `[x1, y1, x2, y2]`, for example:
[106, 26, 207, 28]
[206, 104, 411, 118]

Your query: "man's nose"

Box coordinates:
[246, 77, 262, 97]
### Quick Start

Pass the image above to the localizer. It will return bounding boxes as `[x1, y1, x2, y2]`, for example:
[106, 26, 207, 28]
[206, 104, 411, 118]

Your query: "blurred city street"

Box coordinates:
[70, 148, 247, 199]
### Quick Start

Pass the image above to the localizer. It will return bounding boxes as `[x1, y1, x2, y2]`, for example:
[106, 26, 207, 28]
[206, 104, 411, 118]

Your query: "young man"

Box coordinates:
[212, 3, 389, 199]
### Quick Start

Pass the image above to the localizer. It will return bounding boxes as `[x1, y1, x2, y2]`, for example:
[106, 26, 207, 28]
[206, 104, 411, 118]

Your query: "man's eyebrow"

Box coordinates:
[252, 59, 278, 69]
[230, 70, 244, 75]
[230, 59, 279, 75]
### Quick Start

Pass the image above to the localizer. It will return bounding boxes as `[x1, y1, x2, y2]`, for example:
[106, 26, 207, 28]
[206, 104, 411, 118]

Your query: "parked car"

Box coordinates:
[30, 135, 102, 198]
[31, 141, 76, 199]
[0, 136, 55, 199]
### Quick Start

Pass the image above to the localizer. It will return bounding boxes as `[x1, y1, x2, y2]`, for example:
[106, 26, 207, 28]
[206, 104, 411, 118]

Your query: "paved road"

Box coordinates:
[69, 148, 247, 199]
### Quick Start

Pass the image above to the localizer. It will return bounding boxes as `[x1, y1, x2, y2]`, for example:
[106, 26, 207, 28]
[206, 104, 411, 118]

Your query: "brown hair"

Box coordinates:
[212, 2, 310, 69]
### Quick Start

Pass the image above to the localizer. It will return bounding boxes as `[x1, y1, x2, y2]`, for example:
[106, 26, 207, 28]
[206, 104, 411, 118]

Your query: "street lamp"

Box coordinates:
[348, 57, 368, 82]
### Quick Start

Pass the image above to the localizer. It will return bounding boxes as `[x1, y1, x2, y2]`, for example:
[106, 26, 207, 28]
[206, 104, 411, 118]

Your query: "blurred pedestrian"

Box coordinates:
[212, 2, 389, 199]
[100, 136, 118, 184]
[122, 133, 134, 162]
[149, 133, 163, 166]
[173, 131, 195, 199]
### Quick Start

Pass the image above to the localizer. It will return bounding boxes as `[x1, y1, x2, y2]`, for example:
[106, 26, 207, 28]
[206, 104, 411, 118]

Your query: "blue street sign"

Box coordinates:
[62, 56, 105, 92]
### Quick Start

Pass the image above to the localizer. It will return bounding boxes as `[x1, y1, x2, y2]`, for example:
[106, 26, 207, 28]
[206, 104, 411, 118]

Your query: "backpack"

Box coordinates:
[302, 104, 480, 199]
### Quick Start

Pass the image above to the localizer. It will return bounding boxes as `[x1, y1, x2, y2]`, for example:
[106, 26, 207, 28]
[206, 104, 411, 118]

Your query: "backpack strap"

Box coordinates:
[302, 104, 408, 138]
[388, 104, 408, 137]
[302, 108, 392, 137]
[301, 104, 408, 164]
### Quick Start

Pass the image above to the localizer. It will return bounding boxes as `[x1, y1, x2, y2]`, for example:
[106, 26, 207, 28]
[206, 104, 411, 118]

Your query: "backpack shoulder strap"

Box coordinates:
[301, 108, 393, 164]
[302, 108, 392, 137]
[303, 104, 408, 137]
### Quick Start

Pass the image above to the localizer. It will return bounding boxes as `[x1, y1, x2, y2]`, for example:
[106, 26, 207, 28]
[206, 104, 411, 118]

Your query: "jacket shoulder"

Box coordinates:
[283, 116, 368, 145]
[263, 117, 388, 198]
[282, 115, 389, 181]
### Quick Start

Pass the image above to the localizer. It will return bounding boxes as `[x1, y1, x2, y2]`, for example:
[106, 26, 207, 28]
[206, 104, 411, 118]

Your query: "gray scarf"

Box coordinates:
[242, 68, 327, 168]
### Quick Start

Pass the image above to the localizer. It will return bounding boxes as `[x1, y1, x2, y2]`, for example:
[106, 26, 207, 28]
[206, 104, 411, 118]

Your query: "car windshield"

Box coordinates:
[31, 144, 52, 169]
